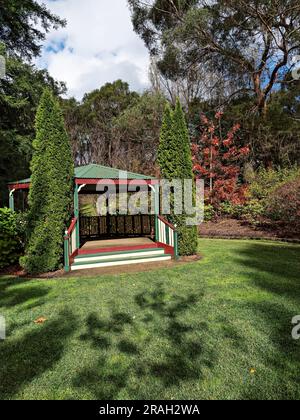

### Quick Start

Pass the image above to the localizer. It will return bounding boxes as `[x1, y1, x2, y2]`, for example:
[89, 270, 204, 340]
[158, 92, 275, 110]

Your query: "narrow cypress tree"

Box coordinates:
[172, 99, 198, 255]
[158, 99, 198, 256]
[21, 89, 74, 273]
[158, 103, 176, 179]
[172, 99, 194, 179]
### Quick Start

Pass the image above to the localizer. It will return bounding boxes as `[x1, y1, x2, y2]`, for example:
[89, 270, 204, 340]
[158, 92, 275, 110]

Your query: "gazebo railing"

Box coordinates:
[64, 217, 79, 272]
[80, 215, 155, 241]
[157, 215, 179, 259]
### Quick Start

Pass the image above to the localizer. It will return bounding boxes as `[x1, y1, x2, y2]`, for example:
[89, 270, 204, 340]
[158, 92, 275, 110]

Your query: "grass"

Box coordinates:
[0, 238, 300, 400]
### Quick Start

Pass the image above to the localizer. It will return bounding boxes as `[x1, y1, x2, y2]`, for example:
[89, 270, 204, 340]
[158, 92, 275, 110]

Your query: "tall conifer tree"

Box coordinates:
[158, 100, 198, 256]
[21, 89, 74, 273]
[158, 103, 176, 179]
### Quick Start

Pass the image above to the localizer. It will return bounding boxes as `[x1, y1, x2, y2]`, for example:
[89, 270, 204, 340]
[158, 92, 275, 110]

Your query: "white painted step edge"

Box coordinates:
[71, 256, 172, 271]
[74, 249, 165, 263]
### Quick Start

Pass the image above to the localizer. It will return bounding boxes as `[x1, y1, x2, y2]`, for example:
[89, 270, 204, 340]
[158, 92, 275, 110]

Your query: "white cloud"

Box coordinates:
[36, 0, 150, 99]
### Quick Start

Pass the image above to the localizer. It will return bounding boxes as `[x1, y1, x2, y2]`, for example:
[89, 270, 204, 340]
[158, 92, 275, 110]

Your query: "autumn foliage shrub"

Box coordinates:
[266, 177, 300, 228]
[193, 112, 250, 208]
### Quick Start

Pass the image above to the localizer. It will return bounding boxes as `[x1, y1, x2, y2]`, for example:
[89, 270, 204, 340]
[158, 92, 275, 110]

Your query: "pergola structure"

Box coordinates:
[8, 164, 178, 271]
[7, 178, 30, 211]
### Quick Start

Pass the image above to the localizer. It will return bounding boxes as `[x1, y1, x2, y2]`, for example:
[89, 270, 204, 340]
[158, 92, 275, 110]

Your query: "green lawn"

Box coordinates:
[0, 239, 300, 400]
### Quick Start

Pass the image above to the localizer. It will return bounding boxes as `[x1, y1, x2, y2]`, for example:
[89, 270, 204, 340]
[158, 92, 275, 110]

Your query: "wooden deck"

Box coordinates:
[80, 237, 155, 252]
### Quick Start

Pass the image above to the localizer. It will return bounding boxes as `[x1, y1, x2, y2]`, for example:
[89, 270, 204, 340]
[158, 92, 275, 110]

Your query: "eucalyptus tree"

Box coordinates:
[129, 0, 300, 114]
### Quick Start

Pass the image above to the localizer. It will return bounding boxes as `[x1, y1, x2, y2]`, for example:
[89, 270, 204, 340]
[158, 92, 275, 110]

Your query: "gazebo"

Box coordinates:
[8, 164, 178, 272]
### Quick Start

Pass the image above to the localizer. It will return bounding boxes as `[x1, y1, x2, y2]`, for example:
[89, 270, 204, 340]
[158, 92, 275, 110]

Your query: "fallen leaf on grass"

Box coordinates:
[34, 317, 47, 324]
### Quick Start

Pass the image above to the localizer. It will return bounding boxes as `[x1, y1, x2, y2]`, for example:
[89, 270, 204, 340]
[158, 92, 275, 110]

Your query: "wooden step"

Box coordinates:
[71, 253, 172, 271]
[77, 243, 160, 256]
[74, 248, 166, 264]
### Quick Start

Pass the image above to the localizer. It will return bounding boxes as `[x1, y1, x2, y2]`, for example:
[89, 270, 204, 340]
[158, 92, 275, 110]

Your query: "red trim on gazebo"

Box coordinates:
[156, 241, 175, 256]
[77, 243, 161, 256]
[158, 215, 176, 230]
[8, 179, 158, 190]
[75, 178, 159, 186]
[67, 217, 78, 236]
[8, 183, 31, 191]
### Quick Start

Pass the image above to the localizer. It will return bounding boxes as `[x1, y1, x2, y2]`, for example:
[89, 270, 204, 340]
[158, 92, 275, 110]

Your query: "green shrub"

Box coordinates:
[178, 226, 198, 255]
[0, 208, 23, 269]
[250, 167, 299, 200]
[80, 203, 97, 217]
[15, 211, 29, 246]
[219, 202, 236, 217]
[233, 205, 246, 219]
[219, 202, 244, 219]
[204, 204, 215, 221]
[242, 199, 265, 225]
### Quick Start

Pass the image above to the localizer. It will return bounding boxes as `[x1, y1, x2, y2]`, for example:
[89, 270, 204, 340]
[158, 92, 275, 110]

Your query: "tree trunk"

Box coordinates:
[253, 73, 267, 117]
[210, 133, 213, 194]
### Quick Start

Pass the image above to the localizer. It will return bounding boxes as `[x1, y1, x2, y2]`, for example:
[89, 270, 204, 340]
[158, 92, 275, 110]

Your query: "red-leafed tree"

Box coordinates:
[192, 112, 250, 206]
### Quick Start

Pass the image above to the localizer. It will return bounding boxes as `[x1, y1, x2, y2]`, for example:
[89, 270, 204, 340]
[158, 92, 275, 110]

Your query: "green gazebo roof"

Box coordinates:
[74, 164, 154, 180]
[8, 164, 155, 186]
[8, 178, 31, 185]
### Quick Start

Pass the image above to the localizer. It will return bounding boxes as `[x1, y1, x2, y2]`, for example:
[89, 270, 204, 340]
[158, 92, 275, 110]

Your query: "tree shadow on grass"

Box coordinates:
[0, 309, 78, 399]
[79, 311, 134, 350]
[239, 300, 300, 400]
[234, 242, 300, 302]
[234, 243, 300, 399]
[73, 355, 130, 400]
[135, 284, 213, 387]
[0, 276, 50, 309]
[73, 310, 136, 399]
[73, 282, 215, 398]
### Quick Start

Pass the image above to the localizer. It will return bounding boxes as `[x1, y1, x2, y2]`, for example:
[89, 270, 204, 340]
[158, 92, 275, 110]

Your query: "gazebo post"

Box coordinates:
[154, 184, 160, 242]
[9, 189, 15, 211]
[74, 184, 80, 248]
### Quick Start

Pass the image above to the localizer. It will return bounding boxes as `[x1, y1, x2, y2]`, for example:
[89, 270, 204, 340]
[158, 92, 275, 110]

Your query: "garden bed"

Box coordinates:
[199, 218, 300, 242]
[0, 264, 65, 279]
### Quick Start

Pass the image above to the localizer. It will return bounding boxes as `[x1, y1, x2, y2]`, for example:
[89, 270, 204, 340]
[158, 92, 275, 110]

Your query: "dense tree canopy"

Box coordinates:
[113, 92, 166, 174]
[0, 1, 66, 206]
[62, 80, 139, 166]
[0, 45, 65, 206]
[129, 0, 300, 113]
[0, 0, 65, 59]
[62, 82, 166, 175]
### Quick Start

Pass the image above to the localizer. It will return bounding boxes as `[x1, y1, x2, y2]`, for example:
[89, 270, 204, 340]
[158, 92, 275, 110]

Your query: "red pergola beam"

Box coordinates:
[8, 183, 31, 191]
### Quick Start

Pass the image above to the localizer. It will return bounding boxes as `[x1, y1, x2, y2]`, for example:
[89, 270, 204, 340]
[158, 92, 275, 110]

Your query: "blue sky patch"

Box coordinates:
[46, 38, 67, 54]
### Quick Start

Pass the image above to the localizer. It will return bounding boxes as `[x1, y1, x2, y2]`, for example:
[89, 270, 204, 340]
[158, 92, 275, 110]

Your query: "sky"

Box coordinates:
[36, 0, 150, 100]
